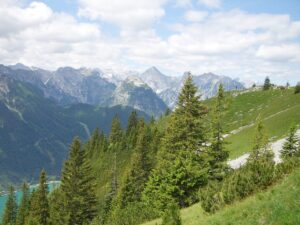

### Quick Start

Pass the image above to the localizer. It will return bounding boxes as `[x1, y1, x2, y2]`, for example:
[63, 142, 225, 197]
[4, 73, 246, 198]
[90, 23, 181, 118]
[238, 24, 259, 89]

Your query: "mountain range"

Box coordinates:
[0, 73, 149, 186]
[0, 63, 244, 185]
[1, 64, 244, 116]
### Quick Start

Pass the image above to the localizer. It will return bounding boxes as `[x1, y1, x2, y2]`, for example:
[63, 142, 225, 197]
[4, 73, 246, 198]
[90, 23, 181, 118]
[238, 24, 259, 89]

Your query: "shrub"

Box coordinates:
[161, 202, 182, 225]
[199, 181, 224, 213]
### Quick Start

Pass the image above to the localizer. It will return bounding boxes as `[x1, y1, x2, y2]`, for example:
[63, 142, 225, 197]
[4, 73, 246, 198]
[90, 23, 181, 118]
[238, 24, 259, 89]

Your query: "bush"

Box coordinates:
[199, 181, 224, 213]
[108, 202, 158, 225]
[161, 202, 182, 225]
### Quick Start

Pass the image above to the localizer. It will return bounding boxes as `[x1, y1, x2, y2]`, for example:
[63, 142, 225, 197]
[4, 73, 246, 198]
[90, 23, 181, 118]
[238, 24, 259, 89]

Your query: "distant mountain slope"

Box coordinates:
[0, 74, 148, 186]
[138, 67, 244, 108]
[109, 76, 168, 116]
[0, 64, 244, 113]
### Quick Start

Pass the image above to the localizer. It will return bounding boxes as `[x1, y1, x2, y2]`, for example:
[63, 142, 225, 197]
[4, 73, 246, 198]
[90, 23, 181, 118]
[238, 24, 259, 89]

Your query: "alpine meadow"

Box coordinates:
[1, 1, 300, 225]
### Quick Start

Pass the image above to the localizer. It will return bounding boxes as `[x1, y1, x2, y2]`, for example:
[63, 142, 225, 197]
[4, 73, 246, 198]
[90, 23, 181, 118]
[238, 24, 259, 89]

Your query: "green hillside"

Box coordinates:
[212, 88, 300, 158]
[143, 167, 300, 225]
[89, 87, 300, 221]
[141, 87, 300, 225]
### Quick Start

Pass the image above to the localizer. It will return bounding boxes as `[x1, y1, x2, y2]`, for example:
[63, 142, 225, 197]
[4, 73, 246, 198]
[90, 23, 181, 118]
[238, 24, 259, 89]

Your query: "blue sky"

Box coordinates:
[1, 0, 300, 85]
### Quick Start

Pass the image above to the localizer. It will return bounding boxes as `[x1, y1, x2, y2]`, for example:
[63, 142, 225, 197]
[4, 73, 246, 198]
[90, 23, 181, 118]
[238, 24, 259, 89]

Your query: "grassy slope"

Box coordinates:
[143, 167, 300, 225]
[143, 88, 300, 225]
[221, 88, 300, 158]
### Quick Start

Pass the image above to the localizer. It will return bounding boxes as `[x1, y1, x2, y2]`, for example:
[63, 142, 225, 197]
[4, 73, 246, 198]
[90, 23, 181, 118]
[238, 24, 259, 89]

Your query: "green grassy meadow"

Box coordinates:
[143, 167, 300, 225]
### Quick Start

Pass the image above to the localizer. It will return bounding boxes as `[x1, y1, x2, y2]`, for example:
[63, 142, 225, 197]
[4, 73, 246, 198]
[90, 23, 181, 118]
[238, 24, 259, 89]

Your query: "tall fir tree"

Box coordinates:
[208, 84, 229, 181]
[87, 128, 101, 157]
[126, 111, 139, 151]
[16, 183, 30, 225]
[61, 137, 97, 225]
[109, 115, 123, 144]
[27, 170, 49, 225]
[281, 125, 299, 159]
[263, 76, 271, 90]
[143, 74, 209, 210]
[117, 119, 152, 208]
[2, 186, 17, 225]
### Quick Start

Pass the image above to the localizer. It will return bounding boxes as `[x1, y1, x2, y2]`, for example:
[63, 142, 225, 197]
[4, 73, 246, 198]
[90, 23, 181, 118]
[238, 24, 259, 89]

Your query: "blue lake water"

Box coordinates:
[0, 181, 60, 219]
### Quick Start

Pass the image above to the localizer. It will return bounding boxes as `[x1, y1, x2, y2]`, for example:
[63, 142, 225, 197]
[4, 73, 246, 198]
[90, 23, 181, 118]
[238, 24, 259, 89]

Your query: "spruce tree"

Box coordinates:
[2, 186, 17, 225]
[61, 137, 97, 225]
[109, 115, 123, 144]
[126, 111, 139, 151]
[117, 119, 152, 208]
[247, 117, 274, 188]
[208, 84, 229, 181]
[126, 111, 138, 135]
[16, 183, 30, 225]
[281, 126, 299, 159]
[143, 74, 209, 210]
[28, 170, 49, 225]
[88, 128, 101, 157]
[263, 76, 271, 90]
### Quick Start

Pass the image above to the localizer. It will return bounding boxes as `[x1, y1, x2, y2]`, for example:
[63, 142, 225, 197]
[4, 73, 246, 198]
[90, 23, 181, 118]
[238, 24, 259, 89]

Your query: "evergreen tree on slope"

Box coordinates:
[16, 183, 30, 225]
[2, 186, 17, 225]
[117, 119, 152, 208]
[27, 170, 49, 225]
[143, 74, 209, 211]
[208, 84, 229, 181]
[61, 137, 97, 225]
[247, 117, 275, 188]
[282, 125, 299, 159]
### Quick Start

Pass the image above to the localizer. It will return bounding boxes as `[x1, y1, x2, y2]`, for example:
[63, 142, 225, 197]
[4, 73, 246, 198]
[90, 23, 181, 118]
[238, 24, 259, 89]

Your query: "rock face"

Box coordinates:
[0, 63, 244, 113]
[138, 68, 244, 108]
[109, 76, 168, 116]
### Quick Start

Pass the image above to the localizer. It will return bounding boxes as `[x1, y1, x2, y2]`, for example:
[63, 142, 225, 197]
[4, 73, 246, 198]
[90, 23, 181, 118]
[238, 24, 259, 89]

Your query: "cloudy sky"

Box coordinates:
[0, 0, 300, 84]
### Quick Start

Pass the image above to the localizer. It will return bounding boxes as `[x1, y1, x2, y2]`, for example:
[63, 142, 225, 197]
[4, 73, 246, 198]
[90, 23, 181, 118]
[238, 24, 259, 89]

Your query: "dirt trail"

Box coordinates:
[228, 129, 300, 169]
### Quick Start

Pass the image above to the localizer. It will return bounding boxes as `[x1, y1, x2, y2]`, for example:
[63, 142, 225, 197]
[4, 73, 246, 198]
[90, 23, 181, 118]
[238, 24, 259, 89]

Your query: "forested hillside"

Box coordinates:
[0, 75, 149, 186]
[1, 75, 299, 225]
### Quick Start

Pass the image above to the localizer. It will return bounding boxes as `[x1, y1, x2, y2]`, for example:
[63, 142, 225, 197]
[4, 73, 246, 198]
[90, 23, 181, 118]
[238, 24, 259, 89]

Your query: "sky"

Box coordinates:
[0, 0, 300, 85]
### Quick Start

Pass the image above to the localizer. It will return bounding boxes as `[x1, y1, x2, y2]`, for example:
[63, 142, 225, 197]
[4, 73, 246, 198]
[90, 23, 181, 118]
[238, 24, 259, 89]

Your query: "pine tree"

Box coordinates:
[208, 84, 229, 181]
[2, 186, 17, 225]
[87, 128, 101, 157]
[143, 74, 209, 210]
[263, 76, 271, 90]
[48, 188, 68, 225]
[28, 170, 49, 225]
[109, 115, 123, 144]
[126, 111, 139, 150]
[61, 137, 97, 225]
[117, 119, 152, 208]
[16, 183, 30, 225]
[102, 152, 118, 223]
[126, 111, 138, 135]
[281, 126, 299, 159]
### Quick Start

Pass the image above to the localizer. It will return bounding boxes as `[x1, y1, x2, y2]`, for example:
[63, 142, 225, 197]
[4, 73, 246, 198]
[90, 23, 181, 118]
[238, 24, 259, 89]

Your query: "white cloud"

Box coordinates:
[78, 0, 168, 31]
[184, 10, 208, 22]
[0, 2, 52, 36]
[256, 44, 300, 62]
[198, 0, 221, 8]
[0, 2, 300, 84]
